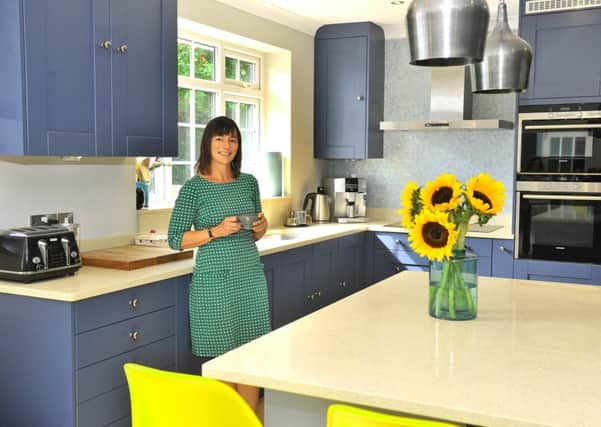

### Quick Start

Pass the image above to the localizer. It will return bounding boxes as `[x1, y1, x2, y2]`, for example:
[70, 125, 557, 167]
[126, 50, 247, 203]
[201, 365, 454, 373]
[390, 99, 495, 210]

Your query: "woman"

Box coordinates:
[168, 116, 270, 413]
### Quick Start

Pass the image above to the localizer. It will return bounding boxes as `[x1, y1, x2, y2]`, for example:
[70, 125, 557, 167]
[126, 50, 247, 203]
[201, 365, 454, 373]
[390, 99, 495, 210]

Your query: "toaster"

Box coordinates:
[0, 225, 82, 283]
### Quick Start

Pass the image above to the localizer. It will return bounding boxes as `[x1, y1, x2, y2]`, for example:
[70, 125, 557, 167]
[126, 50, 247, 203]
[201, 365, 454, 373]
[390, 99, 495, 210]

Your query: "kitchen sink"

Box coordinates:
[263, 232, 301, 241]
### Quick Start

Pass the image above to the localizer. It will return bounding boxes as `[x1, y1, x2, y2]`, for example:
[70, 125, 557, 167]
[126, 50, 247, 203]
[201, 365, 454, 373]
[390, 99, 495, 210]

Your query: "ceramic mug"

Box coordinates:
[238, 213, 258, 230]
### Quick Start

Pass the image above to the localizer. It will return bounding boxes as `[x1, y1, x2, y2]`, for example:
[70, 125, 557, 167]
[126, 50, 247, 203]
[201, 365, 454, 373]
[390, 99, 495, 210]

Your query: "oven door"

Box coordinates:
[517, 112, 601, 178]
[516, 190, 601, 263]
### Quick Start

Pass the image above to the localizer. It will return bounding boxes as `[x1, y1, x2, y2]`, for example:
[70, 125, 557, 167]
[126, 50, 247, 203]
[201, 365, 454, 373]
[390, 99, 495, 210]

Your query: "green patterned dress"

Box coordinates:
[167, 173, 271, 357]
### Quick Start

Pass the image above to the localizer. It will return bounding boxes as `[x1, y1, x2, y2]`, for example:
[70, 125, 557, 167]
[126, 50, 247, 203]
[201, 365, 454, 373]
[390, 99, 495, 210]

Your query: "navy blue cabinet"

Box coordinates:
[519, 9, 601, 105]
[314, 22, 384, 159]
[0, 0, 176, 156]
[513, 259, 597, 285]
[491, 239, 514, 278]
[335, 233, 365, 299]
[0, 276, 194, 427]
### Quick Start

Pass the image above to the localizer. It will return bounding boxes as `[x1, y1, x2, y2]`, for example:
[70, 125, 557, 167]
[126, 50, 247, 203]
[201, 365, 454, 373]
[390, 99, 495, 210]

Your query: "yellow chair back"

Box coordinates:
[123, 363, 262, 427]
[327, 404, 461, 427]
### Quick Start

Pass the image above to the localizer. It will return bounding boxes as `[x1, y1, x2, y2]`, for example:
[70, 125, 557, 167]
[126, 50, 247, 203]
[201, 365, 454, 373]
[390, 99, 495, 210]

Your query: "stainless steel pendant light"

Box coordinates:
[406, 0, 490, 66]
[470, 0, 533, 93]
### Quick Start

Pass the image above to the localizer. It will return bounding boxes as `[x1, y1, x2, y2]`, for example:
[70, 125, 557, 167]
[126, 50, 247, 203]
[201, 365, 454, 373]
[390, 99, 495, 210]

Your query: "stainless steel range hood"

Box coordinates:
[380, 66, 514, 131]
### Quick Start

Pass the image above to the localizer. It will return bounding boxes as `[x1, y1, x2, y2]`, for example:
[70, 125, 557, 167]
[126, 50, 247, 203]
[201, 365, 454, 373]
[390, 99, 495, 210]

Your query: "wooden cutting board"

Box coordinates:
[81, 245, 193, 270]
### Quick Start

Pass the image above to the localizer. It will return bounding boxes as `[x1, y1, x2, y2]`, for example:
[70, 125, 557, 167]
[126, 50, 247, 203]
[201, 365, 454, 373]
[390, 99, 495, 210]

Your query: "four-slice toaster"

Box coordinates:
[0, 225, 81, 283]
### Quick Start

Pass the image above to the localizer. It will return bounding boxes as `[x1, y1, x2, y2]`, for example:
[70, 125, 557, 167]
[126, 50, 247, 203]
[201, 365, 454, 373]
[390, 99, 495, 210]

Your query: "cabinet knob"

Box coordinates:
[307, 294, 315, 301]
[129, 297, 139, 310]
[99, 40, 112, 49]
[356, 95, 364, 101]
[395, 266, 402, 272]
[315, 291, 322, 298]
[339, 281, 347, 287]
[117, 44, 129, 54]
[499, 245, 512, 254]
[129, 331, 141, 342]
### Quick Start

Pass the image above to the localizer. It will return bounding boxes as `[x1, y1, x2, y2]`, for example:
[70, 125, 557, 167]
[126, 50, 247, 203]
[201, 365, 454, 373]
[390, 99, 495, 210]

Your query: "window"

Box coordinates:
[148, 35, 273, 205]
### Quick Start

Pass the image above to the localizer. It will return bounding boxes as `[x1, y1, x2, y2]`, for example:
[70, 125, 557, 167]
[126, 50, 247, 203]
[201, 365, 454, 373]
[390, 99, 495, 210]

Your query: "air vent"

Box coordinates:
[525, 0, 601, 14]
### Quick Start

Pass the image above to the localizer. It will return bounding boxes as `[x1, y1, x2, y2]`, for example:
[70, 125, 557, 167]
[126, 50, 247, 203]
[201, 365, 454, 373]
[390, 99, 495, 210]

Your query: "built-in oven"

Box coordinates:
[515, 181, 601, 263]
[517, 108, 601, 180]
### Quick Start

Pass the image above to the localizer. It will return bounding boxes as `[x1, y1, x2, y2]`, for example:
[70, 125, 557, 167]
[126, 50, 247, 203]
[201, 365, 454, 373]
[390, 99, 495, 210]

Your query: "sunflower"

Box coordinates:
[421, 173, 462, 212]
[465, 173, 505, 215]
[408, 209, 458, 262]
[400, 181, 420, 228]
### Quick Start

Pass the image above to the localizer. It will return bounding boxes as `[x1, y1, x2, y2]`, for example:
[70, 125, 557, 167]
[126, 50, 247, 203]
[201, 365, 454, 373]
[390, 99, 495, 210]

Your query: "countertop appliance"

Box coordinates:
[0, 225, 81, 282]
[515, 104, 601, 263]
[303, 187, 330, 223]
[325, 177, 368, 223]
[285, 210, 312, 227]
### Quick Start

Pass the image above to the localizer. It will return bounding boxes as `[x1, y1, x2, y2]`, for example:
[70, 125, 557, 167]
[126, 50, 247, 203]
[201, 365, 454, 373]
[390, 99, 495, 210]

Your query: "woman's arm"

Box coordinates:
[179, 217, 242, 249]
[252, 213, 268, 241]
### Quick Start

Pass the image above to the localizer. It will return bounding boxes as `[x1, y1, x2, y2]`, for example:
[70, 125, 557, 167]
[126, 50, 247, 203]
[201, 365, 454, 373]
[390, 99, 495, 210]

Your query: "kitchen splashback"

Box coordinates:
[326, 38, 516, 213]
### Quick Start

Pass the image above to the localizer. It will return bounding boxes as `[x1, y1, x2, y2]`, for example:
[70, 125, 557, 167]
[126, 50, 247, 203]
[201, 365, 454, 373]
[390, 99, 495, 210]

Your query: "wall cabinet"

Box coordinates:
[0, 276, 195, 427]
[519, 9, 601, 105]
[0, 0, 177, 156]
[314, 22, 384, 159]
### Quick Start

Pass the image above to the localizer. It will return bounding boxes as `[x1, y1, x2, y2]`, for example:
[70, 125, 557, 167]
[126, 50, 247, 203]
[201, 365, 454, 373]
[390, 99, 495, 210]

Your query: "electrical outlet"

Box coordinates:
[31, 213, 59, 226]
[31, 212, 74, 226]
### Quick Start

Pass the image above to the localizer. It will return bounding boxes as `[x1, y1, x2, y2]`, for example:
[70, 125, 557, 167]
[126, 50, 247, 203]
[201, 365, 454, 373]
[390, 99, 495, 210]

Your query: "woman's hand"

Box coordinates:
[252, 213, 268, 240]
[213, 216, 241, 238]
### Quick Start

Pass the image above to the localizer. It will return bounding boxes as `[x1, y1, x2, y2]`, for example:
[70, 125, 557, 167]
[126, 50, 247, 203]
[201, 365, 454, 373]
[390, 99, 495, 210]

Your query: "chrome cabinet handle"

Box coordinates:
[499, 245, 513, 254]
[129, 331, 141, 342]
[315, 291, 322, 298]
[339, 281, 347, 287]
[99, 40, 112, 49]
[117, 44, 128, 54]
[129, 297, 139, 310]
[395, 266, 402, 272]
[307, 294, 315, 301]
[356, 95, 364, 101]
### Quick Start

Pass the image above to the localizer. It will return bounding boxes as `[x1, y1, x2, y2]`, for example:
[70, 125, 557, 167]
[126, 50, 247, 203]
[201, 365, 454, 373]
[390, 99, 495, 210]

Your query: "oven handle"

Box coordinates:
[524, 124, 601, 130]
[523, 194, 601, 201]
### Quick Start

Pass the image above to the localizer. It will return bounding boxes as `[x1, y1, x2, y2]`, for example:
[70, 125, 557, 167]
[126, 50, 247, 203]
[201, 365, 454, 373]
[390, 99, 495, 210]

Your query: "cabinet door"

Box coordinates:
[312, 240, 338, 308]
[111, 0, 177, 156]
[491, 239, 514, 278]
[261, 254, 279, 329]
[520, 11, 601, 104]
[336, 233, 365, 300]
[23, 0, 108, 155]
[314, 36, 367, 159]
[272, 246, 313, 328]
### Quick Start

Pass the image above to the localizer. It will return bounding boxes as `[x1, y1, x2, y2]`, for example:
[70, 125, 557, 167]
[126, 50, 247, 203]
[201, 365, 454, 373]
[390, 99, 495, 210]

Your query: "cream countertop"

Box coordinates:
[204, 271, 601, 427]
[0, 222, 513, 302]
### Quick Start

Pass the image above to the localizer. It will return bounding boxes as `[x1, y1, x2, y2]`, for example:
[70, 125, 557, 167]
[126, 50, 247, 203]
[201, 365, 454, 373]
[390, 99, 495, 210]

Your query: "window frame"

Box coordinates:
[149, 31, 265, 205]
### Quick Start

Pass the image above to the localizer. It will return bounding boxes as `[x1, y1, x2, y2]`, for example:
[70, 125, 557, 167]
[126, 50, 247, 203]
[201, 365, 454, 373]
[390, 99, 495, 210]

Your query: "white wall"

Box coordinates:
[0, 158, 137, 239]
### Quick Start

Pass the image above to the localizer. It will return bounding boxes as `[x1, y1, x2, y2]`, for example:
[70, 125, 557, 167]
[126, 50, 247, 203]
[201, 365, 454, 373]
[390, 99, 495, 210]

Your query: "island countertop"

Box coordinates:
[203, 271, 601, 427]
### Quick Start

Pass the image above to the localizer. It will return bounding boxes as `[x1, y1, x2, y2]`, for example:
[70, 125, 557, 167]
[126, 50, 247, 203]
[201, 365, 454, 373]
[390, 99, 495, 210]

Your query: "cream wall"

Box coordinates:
[178, 0, 323, 210]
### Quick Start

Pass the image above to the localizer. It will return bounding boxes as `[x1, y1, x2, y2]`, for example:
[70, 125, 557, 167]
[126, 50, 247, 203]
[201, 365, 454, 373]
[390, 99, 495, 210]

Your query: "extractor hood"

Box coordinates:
[380, 66, 514, 131]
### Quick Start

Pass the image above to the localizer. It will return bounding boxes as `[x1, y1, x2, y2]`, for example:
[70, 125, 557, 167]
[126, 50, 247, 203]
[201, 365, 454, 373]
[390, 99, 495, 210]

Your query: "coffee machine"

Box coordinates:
[324, 177, 368, 223]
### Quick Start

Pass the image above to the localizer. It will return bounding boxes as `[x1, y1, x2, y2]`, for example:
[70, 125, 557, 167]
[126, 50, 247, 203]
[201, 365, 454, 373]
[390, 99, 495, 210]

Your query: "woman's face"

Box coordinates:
[210, 132, 239, 166]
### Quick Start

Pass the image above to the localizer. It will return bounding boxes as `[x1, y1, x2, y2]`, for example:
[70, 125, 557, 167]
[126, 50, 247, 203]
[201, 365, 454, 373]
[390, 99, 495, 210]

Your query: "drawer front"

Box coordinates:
[77, 336, 175, 403]
[526, 260, 592, 280]
[77, 385, 130, 427]
[75, 279, 176, 333]
[464, 237, 492, 258]
[374, 232, 411, 251]
[76, 307, 175, 369]
[379, 248, 429, 266]
[373, 257, 427, 282]
[529, 275, 592, 285]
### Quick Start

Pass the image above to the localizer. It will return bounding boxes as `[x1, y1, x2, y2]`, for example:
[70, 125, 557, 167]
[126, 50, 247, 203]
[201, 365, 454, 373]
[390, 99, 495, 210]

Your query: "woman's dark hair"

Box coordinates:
[195, 116, 242, 177]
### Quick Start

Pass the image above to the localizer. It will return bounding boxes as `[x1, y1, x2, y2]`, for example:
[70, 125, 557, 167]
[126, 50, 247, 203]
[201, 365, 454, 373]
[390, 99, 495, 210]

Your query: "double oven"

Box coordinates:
[516, 105, 601, 264]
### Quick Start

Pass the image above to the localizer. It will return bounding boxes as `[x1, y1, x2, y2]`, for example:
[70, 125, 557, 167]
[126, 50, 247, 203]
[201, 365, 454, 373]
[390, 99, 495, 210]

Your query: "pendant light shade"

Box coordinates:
[406, 0, 490, 67]
[470, 1, 533, 93]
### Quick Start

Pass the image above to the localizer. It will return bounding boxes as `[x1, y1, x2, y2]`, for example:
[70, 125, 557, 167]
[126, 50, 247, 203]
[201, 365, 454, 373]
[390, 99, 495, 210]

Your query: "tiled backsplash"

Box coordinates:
[326, 39, 516, 215]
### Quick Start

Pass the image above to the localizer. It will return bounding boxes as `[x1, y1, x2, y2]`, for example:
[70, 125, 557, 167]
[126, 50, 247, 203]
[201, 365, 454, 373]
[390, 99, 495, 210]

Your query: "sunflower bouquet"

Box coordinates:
[400, 173, 505, 320]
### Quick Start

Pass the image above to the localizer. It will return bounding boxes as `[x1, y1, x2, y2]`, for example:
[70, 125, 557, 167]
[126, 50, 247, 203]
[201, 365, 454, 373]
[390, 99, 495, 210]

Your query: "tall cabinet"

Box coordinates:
[519, 6, 601, 105]
[314, 22, 384, 159]
[0, 0, 177, 156]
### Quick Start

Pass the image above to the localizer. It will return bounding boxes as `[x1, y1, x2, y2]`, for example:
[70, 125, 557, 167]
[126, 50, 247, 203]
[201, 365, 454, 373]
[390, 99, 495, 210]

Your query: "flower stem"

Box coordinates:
[455, 221, 468, 251]
[448, 262, 456, 319]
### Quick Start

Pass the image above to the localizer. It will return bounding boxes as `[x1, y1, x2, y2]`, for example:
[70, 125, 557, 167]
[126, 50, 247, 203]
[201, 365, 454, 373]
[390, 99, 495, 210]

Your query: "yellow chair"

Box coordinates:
[327, 404, 461, 427]
[123, 363, 262, 427]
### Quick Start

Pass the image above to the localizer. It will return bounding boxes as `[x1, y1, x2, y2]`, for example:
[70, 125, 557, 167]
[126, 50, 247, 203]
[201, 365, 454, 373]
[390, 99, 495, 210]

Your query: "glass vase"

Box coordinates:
[429, 249, 478, 320]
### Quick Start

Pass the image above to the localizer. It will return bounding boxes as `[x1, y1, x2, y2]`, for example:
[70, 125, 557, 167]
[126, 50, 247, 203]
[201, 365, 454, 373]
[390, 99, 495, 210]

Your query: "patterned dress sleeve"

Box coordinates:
[168, 179, 197, 250]
[251, 174, 262, 214]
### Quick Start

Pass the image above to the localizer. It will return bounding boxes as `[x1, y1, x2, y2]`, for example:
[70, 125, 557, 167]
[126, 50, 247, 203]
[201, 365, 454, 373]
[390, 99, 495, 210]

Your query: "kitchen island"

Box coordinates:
[204, 271, 601, 427]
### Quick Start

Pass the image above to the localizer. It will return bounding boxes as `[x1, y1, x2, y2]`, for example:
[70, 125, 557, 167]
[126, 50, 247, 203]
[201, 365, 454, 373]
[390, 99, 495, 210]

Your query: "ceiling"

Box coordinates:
[216, 0, 521, 38]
